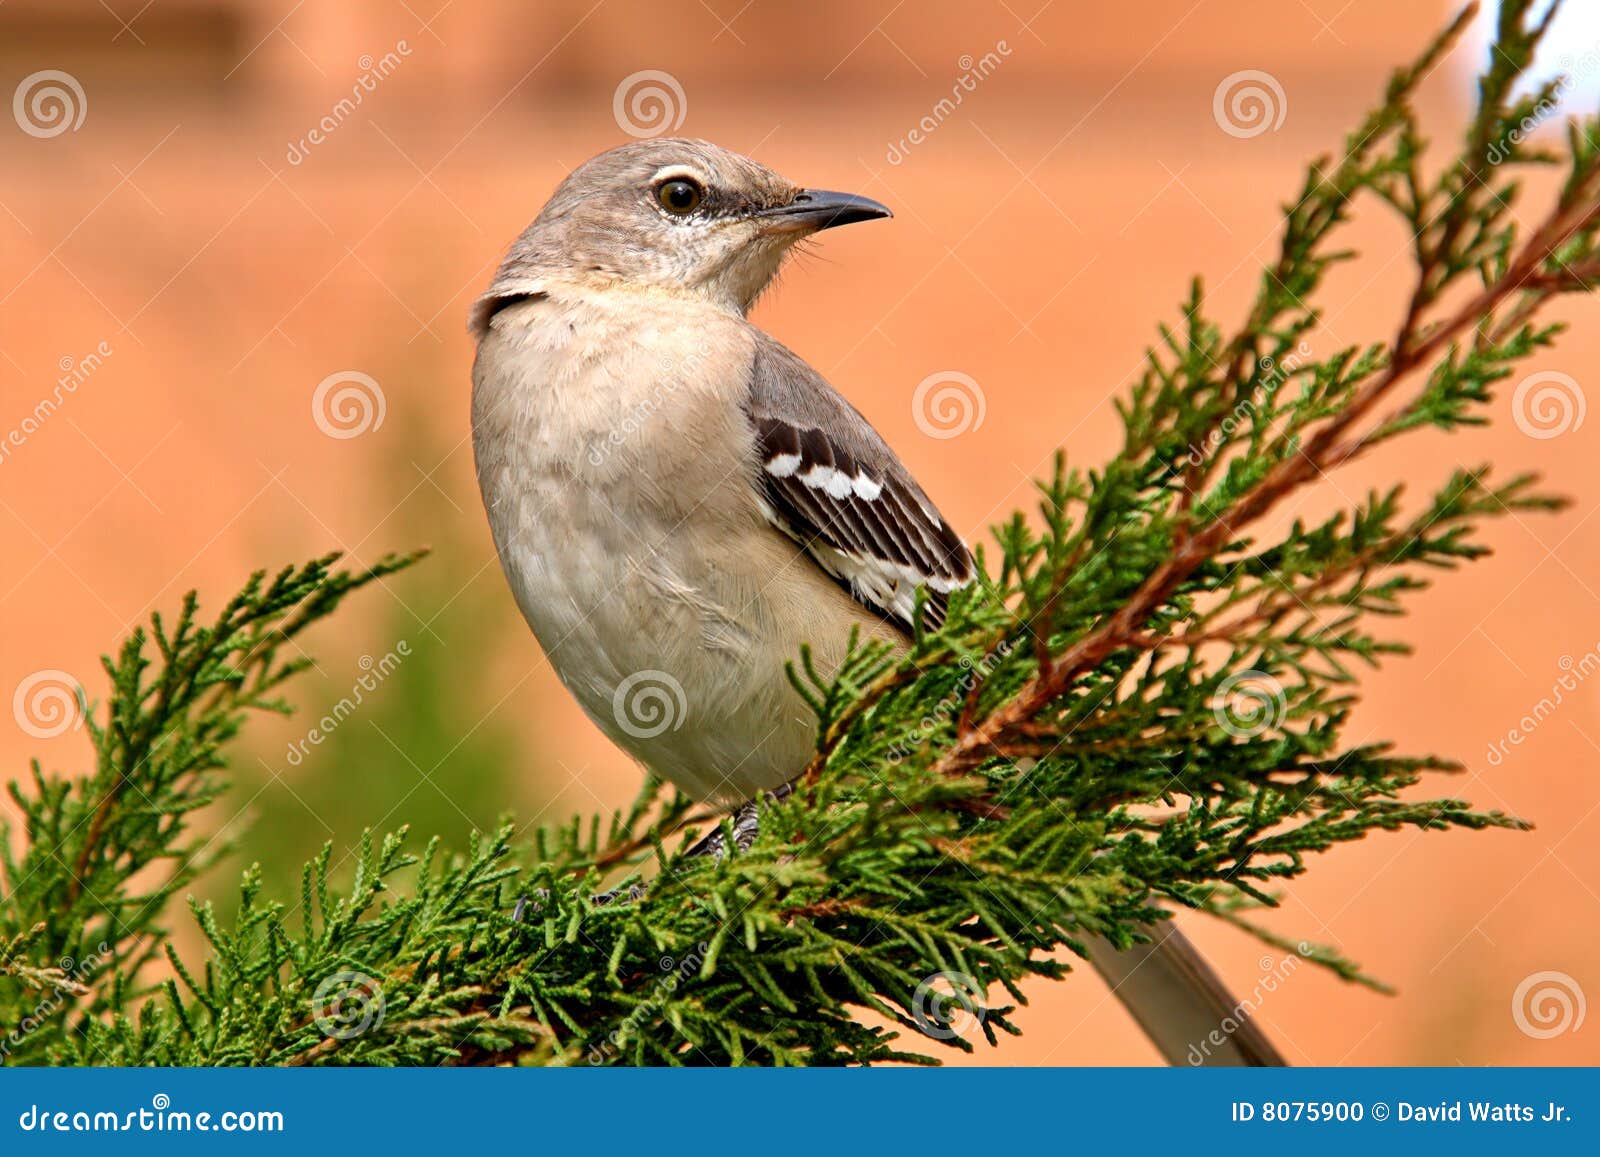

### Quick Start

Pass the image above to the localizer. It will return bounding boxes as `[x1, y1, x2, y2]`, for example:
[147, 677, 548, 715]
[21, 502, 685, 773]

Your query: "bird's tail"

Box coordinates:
[1082, 924, 1287, 1066]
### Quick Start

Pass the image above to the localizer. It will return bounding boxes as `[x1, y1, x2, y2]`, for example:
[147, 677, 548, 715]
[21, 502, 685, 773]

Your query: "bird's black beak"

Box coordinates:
[757, 189, 892, 232]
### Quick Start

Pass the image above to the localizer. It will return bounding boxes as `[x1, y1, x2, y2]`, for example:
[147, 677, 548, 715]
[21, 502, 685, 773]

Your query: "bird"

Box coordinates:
[469, 137, 1283, 1067]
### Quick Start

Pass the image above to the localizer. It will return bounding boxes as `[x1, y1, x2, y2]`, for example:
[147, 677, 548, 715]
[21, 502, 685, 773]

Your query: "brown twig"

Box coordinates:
[935, 166, 1600, 777]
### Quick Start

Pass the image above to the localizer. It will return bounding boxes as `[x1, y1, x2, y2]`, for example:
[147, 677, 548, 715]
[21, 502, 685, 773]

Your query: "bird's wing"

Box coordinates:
[745, 342, 1286, 1068]
[743, 335, 973, 632]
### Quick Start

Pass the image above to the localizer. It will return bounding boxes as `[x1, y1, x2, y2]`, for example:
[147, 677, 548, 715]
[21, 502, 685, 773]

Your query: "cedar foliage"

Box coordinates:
[2, 2, 1593, 1065]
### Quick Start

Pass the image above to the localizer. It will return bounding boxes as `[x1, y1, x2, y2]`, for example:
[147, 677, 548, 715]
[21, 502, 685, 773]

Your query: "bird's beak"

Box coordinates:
[755, 189, 893, 233]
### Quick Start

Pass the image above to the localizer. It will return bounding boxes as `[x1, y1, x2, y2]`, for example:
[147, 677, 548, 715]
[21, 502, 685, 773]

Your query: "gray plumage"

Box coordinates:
[746, 334, 971, 631]
[470, 138, 1283, 1067]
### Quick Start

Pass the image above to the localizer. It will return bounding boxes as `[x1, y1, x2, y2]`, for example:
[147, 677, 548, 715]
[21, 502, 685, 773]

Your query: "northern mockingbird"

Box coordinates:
[470, 138, 1283, 1066]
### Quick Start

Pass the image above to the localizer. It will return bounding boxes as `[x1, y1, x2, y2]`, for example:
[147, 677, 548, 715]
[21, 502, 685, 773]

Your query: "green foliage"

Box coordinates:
[226, 412, 529, 902]
[0, 553, 423, 1064]
[2, 1, 1595, 1065]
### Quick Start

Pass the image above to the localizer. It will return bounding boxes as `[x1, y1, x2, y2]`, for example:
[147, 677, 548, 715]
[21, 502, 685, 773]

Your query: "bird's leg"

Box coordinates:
[681, 780, 793, 860]
[514, 782, 794, 918]
[678, 799, 757, 861]
[584, 881, 648, 909]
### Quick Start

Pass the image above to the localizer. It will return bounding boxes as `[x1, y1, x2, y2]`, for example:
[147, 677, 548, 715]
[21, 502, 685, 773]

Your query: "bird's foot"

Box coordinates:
[587, 881, 648, 908]
[680, 780, 793, 861]
[509, 890, 545, 923]
[509, 783, 794, 919]
[509, 879, 649, 920]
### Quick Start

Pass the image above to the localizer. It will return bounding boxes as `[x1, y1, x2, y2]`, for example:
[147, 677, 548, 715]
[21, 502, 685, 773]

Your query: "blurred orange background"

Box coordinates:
[2, 0, 1596, 1065]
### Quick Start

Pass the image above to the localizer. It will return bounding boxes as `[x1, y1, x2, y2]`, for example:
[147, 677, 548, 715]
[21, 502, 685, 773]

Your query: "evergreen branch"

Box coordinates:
[1, 552, 424, 1063]
[1, 3, 1586, 1066]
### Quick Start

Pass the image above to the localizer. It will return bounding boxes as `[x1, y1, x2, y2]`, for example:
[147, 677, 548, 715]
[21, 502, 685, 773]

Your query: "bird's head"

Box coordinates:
[473, 138, 890, 328]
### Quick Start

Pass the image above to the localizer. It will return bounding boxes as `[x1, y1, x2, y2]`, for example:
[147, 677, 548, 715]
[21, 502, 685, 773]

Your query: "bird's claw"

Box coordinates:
[509, 782, 794, 921]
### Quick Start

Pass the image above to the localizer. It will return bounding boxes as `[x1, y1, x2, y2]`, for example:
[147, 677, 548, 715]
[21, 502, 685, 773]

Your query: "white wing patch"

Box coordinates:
[767, 452, 803, 477]
[755, 497, 935, 626]
[750, 415, 973, 631]
[797, 463, 884, 502]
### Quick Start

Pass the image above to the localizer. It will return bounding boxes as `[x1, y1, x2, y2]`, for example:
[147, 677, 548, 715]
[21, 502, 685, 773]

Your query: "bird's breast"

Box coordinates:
[470, 293, 840, 799]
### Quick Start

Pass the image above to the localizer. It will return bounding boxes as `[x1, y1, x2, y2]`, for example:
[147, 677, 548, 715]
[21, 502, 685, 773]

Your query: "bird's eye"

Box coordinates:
[656, 178, 704, 215]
